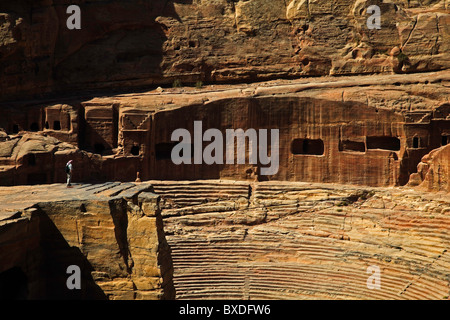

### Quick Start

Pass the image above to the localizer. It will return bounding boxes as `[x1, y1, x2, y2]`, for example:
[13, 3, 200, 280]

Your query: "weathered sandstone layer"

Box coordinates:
[0, 180, 449, 299]
[156, 180, 450, 299]
[0, 0, 448, 101]
[0, 182, 174, 299]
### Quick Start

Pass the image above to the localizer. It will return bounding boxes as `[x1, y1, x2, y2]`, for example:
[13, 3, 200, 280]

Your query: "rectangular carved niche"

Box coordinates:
[339, 140, 365, 152]
[366, 136, 400, 151]
[291, 139, 324, 155]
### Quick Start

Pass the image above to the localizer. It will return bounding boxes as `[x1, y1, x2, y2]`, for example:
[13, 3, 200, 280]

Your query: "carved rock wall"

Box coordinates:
[151, 96, 406, 186]
[1, 71, 449, 188]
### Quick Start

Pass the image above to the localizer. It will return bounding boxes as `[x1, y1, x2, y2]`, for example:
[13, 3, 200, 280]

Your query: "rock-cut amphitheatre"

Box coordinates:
[0, 0, 449, 300]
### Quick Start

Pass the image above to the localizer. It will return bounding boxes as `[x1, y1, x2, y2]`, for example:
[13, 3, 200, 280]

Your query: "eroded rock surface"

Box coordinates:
[1, 180, 448, 299]
[409, 144, 450, 192]
[0, 0, 448, 101]
[0, 182, 174, 300]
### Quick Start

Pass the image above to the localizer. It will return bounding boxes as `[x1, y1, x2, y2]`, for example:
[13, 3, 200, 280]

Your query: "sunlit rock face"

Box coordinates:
[0, 0, 449, 301]
[0, 1, 448, 101]
[1, 180, 449, 300]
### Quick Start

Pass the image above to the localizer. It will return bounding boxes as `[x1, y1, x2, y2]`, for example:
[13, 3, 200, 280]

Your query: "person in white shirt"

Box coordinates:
[66, 160, 73, 187]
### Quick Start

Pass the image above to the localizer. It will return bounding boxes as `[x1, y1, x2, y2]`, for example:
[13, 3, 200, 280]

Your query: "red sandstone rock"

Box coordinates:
[410, 144, 450, 192]
[0, 0, 448, 101]
[0, 0, 449, 301]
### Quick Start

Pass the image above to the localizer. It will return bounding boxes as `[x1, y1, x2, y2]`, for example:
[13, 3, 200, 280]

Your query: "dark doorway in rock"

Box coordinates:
[366, 136, 400, 151]
[291, 138, 324, 155]
[339, 140, 365, 152]
[30, 122, 39, 132]
[53, 121, 61, 131]
[12, 124, 19, 134]
[130, 145, 140, 156]
[28, 154, 36, 166]
[442, 135, 448, 146]
[412, 137, 419, 149]
[155, 142, 179, 160]
[94, 143, 105, 155]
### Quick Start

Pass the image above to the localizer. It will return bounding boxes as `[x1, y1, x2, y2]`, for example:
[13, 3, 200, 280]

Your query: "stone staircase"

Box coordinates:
[122, 113, 151, 131]
[149, 180, 250, 208]
[136, 113, 151, 130]
[157, 181, 450, 300]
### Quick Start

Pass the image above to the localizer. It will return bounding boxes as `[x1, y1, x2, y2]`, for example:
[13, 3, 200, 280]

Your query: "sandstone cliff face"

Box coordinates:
[0, 0, 448, 101]
[409, 144, 450, 192]
[0, 182, 174, 300]
[0, 0, 449, 301]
